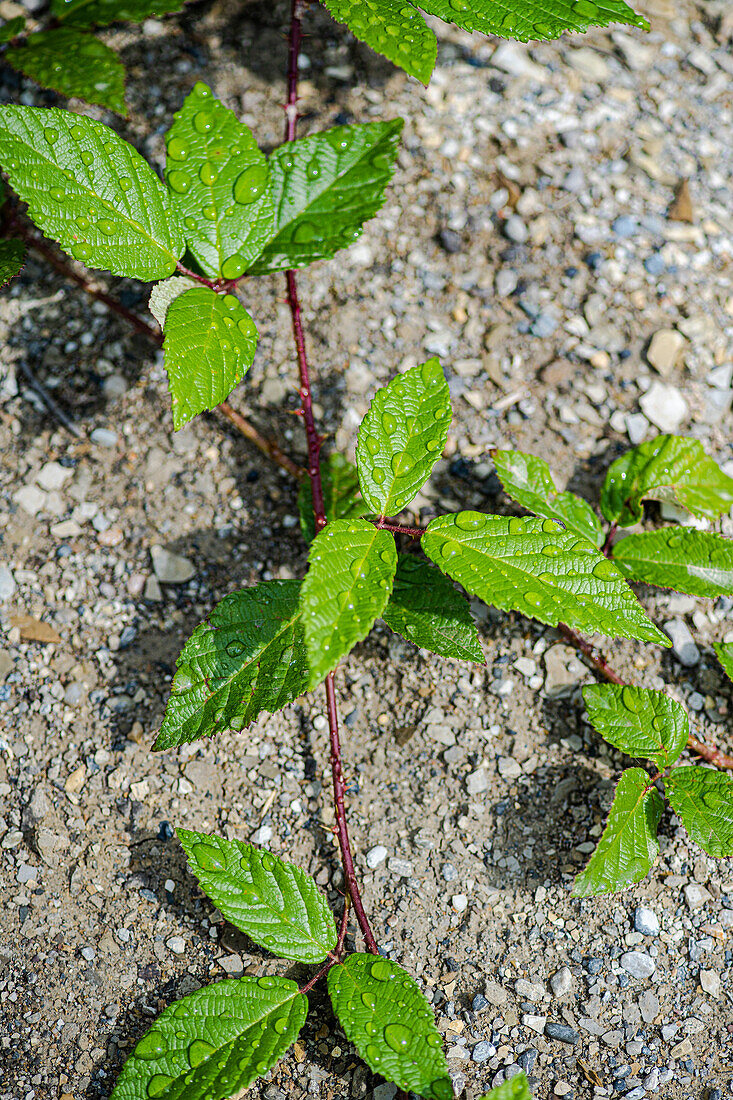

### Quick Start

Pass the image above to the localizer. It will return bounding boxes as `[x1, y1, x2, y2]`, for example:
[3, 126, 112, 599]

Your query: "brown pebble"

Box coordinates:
[668, 179, 694, 223]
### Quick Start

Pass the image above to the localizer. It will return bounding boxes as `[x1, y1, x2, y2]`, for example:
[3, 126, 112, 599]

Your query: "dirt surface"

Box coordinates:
[1, 1, 733, 1099]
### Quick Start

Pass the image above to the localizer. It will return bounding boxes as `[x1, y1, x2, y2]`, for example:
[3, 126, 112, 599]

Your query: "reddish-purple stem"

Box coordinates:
[373, 519, 425, 539]
[298, 898, 351, 994]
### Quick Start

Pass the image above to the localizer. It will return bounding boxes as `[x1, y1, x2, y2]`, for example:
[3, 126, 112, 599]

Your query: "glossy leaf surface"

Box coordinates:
[0, 239, 25, 288]
[163, 286, 257, 429]
[178, 830, 337, 963]
[6, 29, 126, 114]
[249, 120, 403, 275]
[327, 953, 452, 1100]
[155, 581, 308, 750]
[298, 454, 364, 545]
[52, 0, 187, 27]
[0, 16, 25, 44]
[583, 684, 688, 769]
[713, 641, 733, 684]
[572, 768, 664, 897]
[422, 513, 668, 647]
[666, 766, 733, 858]
[0, 106, 184, 279]
[478, 1075, 532, 1100]
[493, 448, 603, 547]
[612, 528, 733, 597]
[319, 0, 437, 83]
[110, 976, 306, 1100]
[382, 555, 483, 663]
[356, 358, 450, 516]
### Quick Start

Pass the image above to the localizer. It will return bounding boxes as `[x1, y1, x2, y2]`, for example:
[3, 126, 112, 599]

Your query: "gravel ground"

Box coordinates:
[1, 1, 733, 1098]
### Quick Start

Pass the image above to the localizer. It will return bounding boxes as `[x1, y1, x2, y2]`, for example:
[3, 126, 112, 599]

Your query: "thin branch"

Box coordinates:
[373, 518, 425, 538]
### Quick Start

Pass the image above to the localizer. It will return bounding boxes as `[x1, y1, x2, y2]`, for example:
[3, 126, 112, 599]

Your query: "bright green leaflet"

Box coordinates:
[0, 106, 184, 280]
[666, 766, 733, 859]
[155, 580, 308, 751]
[600, 436, 733, 527]
[582, 684, 688, 770]
[713, 641, 733, 685]
[612, 528, 733, 598]
[164, 82, 274, 280]
[148, 275, 198, 329]
[109, 976, 307, 1100]
[0, 240, 25, 289]
[573, 768, 664, 897]
[0, 16, 25, 44]
[298, 454, 364, 545]
[163, 287, 258, 430]
[493, 448, 603, 548]
[248, 119, 403, 275]
[356, 358, 450, 516]
[327, 954, 452, 1100]
[478, 1074, 532, 1100]
[6, 29, 126, 115]
[422, 513, 668, 647]
[382, 555, 483, 663]
[300, 518, 397, 688]
[318, 0, 437, 84]
[51, 0, 186, 27]
[177, 830, 337, 964]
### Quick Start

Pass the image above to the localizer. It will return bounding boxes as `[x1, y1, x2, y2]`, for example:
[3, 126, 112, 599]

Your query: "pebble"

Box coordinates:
[166, 935, 186, 954]
[387, 857, 413, 877]
[515, 978, 544, 1002]
[633, 905, 660, 937]
[471, 1040, 496, 1063]
[619, 951, 656, 979]
[699, 969, 720, 997]
[90, 428, 118, 447]
[442, 862, 458, 881]
[550, 966, 573, 997]
[543, 644, 585, 697]
[663, 618, 700, 667]
[219, 953, 243, 976]
[14, 484, 46, 516]
[625, 412, 649, 445]
[503, 214, 528, 243]
[80, 947, 96, 962]
[483, 981, 508, 1007]
[638, 990, 659, 1023]
[36, 461, 72, 492]
[562, 167, 585, 192]
[451, 893, 468, 912]
[365, 844, 387, 869]
[544, 1022, 579, 1045]
[639, 381, 689, 433]
[612, 215, 636, 238]
[497, 756, 522, 780]
[250, 825, 272, 845]
[466, 767, 488, 795]
[495, 268, 518, 297]
[0, 566, 16, 601]
[151, 544, 196, 584]
[646, 329, 686, 376]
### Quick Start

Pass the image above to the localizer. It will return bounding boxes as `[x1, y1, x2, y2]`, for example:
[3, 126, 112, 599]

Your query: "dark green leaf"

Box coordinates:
[713, 641, 733, 685]
[177, 830, 337, 963]
[582, 684, 688, 769]
[0, 106, 184, 279]
[155, 580, 308, 751]
[52, 0, 187, 26]
[0, 16, 25, 44]
[248, 119, 403, 275]
[422, 513, 669, 647]
[478, 1074, 533, 1100]
[356, 358, 450, 516]
[298, 454, 364, 545]
[612, 528, 733, 597]
[327, 953, 452, 1100]
[318, 0, 437, 84]
[665, 766, 733, 858]
[109, 976, 306, 1100]
[600, 436, 733, 527]
[163, 286, 257, 429]
[300, 518, 397, 688]
[0, 239, 26, 288]
[382, 555, 483, 663]
[164, 82, 274, 280]
[572, 768, 664, 897]
[493, 448, 603, 547]
[7, 29, 126, 114]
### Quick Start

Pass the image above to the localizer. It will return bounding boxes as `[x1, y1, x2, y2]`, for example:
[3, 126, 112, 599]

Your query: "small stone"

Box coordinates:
[451, 894, 468, 913]
[515, 978, 544, 1002]
[668, 179, 694, 223]
[503, 214, 528, 244]
[64, 682, 85, 707]
[514, 657, 537, 678]
[483, 980, 508, 1007]
[442, 862, 458, 882]
[543, 644, 585, 698]
[219, 953, 244, 976]
[14, 484, 46, 516]
[439, 227, 463, 254]
[466, 767, 488, 795]
[550, 966, 573, 997]
[65, 764, 87, 794]
[669, 1037, 693, 1059]
[634, 905, 660, 936]
[17, 863, 38, 883]
[553, 1082, 573, 1097]
[562, 167, 585, 193]
[166, 935, 186, 954]
[639, 381, 688, 433]
[80, 946, 96, 962]
[387, 857, 413, 878]
[102, 374, 129, 398]
[663, 618, 700, 667]
[497, 756, 522, 780]
[531, 312, 558, 338]
[699, 969, 720, 997]
[151, 544, 196, 584]
[90, 427, 118, 447]
[0, 649, 12, 681]
[644, 252, 665, 276]
[646, 329, 686, 376]
[684, 883, 712, 910]
[612, 215, 636, 238]
[372, 1085, 398, 1100]
[36, 461, 73, 491]
[0, 566, 16, 601]
[545, 1022, 579, 1045]
[495, 268, 518, 297]
[365, 844, 387, 869]
[144, 574, 163, 601]
[472, 994, 489, 1012]
[250, 825, 272, 845]
[472, 1040, 496, 1063]
[619, 951, 655, 979]
[638, 990, 659, 1023]
[522, 1014, 548, 1034]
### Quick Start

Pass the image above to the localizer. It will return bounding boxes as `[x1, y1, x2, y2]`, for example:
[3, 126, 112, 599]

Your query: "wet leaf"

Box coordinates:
[612, 528, 733, 597]
[665, 766, 733, 858]
[7, 29, 126, 114]
[382, 555, 483, 663]
[298, 454, 364, 545]
[52, 0, 187, 27]
[582, 684, 688, 769]
[0, 15, 25, 44]
[493, 448, 603, 547]
[713, 641, 733, 685]
[0, 239, 26, 288]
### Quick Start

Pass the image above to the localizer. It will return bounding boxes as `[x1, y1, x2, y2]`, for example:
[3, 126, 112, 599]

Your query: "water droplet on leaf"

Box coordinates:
[167, 169, 191, 194]
[146, 1075, 175, 1097]
[188, 1039, 215, 1067]
[383, 1022, 412, 1052]
[369, 956, 393, 981]
[233, 163, 268, 204]
[135, 1030, 168, 1060]
[191, 842, 226, 873]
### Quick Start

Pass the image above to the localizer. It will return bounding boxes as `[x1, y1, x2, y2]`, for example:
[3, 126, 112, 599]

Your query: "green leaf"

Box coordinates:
[154, 580, 308, 751]
[0, 239, 26, 288]
[612, 528, 733, 598]
[0, 106, 184, 279]
[478, 1074, 533, 1100]
[109, 975, 306, 1100]
[298, 454, 364, 545]
[0, 16, 25, 44]
[582, 684, 688, 769]
[177, 830, 337, 963]
[600, 436, 733, 527]
[665, 766, 733, 858]
[327, 953, 452, 1100]
[248, 119, 403, 276]
[163, 286, 258, 429]
[164, 82, 274, 280]
[382, 555, 483, 663]
[493, 448, 603, 548]
[422, 513, 669, 647]
[356, 358, 450, 517]
[148, 274, 197, 328]
[318, 0, 437, 84]
[300, 518, 397, 688]
[572, 768, 664, 897]
[713, 641, 733, 685]
[6, 29, 126, 114]
[52, 0, 187, 28]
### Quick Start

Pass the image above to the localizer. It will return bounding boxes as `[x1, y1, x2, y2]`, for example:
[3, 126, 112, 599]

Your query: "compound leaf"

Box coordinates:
[382, 555, 483, 663]
[109, 976, 306, 1100]
[6, 29, 126, 114]
[178, 830, 337, 963]
[478, 1075, 532, 1100]
[163, 286, 257, 429]
[601, 436, 733, 527]
[0, 106, 184, 279]
[155, 580, 308, 751]
[572, 768, 664, 897]
[298, 454, 364, 545]
[318, 0, 437, 84]
[52, 0, 187, 27]
[164, 82, 274, 280]
[665, 766, 733, 859]
[356, 358, 450, 516]
[583, 684, 688, 769]
[0, 16, 25, 44]
[422, 513, 668, 647]
[0, 239, 26, 288]
[493, 448, 603, 547]
[300, 518, 397, 688]
[713, 641, 733, 685]
[248, 119, 403, 275]
[327, 954, 452, 1100]
[612, 528, 733, 598]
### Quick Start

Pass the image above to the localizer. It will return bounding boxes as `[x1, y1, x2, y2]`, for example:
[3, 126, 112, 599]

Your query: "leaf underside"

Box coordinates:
[51, 0, 187, 28]
[298, 454, 364, 545]
[613, 528, 733, 598]
[582, 683, 688, 770]
[493, 448, 603, 547]
[155, 580, 308, 751]
[382, 554, 484, 663]
[0, 239, 26, 288]
[666, 766, 733, 859]
[148, 274, 198, 329]
[573, 768, 664, 897]
[422, 513, 669, 647]
[177, 830, 337, 963]
[6, 28, 126, 114]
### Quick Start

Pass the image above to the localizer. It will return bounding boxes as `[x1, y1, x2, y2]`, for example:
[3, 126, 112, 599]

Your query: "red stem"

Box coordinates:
[373, 519, 424, 538]
[298, 898, 350, 994]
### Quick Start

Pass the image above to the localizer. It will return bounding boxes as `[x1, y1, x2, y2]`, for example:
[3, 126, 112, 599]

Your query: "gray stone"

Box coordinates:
[151, 544, 196, 584]
[0, 649, 12, 681]
[90, 428, 119, 447]
[144, 574, 163, 601]
[466, 767, 489, 795]
[639, 381, 688, 433]
[471, 1040, 496, 1063]
[515, 978, 545, 1002]
[442, 862, 458, 882]
[495, 268, 518, 297]
[503, 214, 528, 244]
[483, 981, 508, 1007]
[543, 644, 585, 697]
[0, 566, 16, 601]
[683, 883, 712, 910]
[619, 951, 655, 979]
[625, 412, 649, 445]
[387, 857, 413, 877]
[544, 1021, 579, 1044]
[36, 461, 72, 492]
[497, 756, 522, 780]
[166, 935, 186, 954]
[646, 329, 686, 376]
[634, 905, 660, 936]
[699, 969, 720, 997]
[562, 167, 585, 193]
[550, 966, 573, 997]
[365, 845, 387, 869]
[638, 990, 660, 1023]
[663, 618, 700, 667]
[14, 484, 46, 516]
[219, 953, 244, 976]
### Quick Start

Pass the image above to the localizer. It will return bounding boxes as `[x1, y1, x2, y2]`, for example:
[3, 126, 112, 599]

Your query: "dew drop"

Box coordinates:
[44, 127, 59, 145]
[325, 128, 353, 153]
[184, 216, 197, 230]
[69, 123, 84, 141]
[226, 639, 246, 658]
[592, 558, 618, 581]
[532, 19, 555, 35]
[258, 975, 277, 989]
[75, 215, 90, 230]
[191, 842, 226, 873]
[80, 150, 94, 166]
[167, 136, 189, 162]
[193, 110, 214, 134]
[135, 1030, 168, 1059]
[198, 160, 217, 186]
[119, 176, 133, 192]
[507, 517, 524, 534]
[381, 412, 397, 434]
[621, 686, 639, 713]
[540, 543, 561, 557]
[572, 0, 599, 16]
[202, 203, 217, 220]
[702, 789, 725, 810]
[384, 1022, 412, 1052]
[364, 435, 379, 455]
[71, 242, 92, 261]
[390, 451, 410, 475]
[365, 1020, 378, 1036]
[365, 1042, 381, 1064]
[425, 1032, 442, 1049]
[221, 254, 246, 280]
[260, 851, 276, 872]
[273, 1016, 289, 1034]
[147, 1075, 175, 1097]
[167, 169, 191, 194]
[229, 715, 245, 732]
[233, 163, 268, 204]
[361, 991, 377, 1010]
[237, 316, 257, 339]
[651, 715, 664, 734]
[455, 512, 484, 531]
[524, 591, 542, 608]
[372, 468, 386, 485]
[49, 187, 65, 202]
[370, 956, 393, 981]
[305, 156, 321, 180]
[188, 1039, 215, 1067]
[431, 1078, 454, 1100]
[96, 218, 117, 236]
[293, 220, 317, 243]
